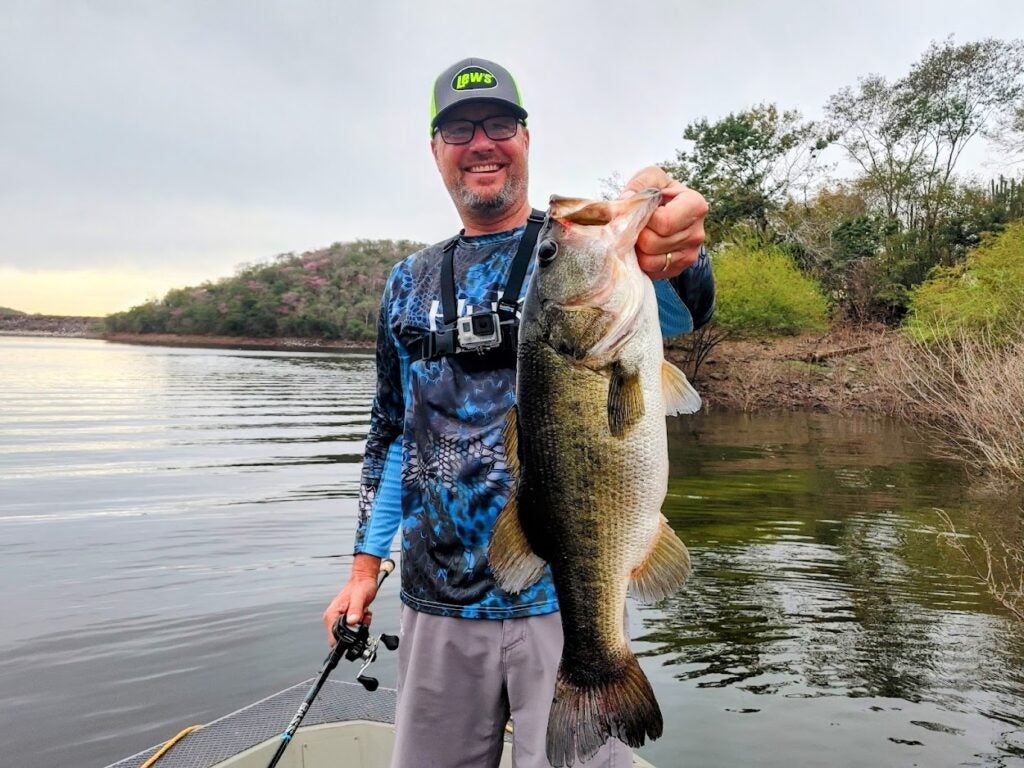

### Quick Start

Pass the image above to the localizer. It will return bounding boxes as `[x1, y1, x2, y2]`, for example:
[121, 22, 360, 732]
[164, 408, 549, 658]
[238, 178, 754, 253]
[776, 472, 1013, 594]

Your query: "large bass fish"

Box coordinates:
[489, 188, 701, 767]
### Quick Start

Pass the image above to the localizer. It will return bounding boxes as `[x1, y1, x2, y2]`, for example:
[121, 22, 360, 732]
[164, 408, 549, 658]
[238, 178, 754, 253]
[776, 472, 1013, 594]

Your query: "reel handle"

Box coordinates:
[357, 675, 379, 692]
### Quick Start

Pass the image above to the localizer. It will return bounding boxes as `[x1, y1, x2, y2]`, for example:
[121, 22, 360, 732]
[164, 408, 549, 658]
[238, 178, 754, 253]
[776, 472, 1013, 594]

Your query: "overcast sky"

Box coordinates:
[2, 1, 1023, 315]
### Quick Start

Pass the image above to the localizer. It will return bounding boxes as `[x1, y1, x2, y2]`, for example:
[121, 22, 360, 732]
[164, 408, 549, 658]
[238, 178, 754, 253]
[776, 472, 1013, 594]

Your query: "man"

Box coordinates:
[323, 57, 713, 767]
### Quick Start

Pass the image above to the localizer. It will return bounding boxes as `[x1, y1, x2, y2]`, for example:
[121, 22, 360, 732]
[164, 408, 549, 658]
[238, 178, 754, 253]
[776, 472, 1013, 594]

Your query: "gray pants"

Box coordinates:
[390, 606, 634, 768]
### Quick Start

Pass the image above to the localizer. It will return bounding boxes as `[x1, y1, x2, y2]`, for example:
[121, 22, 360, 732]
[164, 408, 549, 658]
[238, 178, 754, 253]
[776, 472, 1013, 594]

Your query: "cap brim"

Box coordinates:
[431, 99, 529, 131]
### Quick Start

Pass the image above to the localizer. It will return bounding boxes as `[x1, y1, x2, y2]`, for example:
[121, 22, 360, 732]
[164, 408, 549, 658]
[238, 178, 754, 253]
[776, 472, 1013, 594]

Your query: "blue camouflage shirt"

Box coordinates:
[353, 223, 714, 619]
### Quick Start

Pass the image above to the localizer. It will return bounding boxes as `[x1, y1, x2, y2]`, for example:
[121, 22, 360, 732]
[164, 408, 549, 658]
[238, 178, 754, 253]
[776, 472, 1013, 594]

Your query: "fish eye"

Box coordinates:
[537, 239, 558, 266]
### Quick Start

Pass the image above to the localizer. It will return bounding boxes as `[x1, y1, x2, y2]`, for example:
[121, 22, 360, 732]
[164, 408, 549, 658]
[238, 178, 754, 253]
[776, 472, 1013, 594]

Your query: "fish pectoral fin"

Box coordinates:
[488, 496, 547, 594]
[608, 364, 645, 438]
[629, 517, 691, 603]
[662, 360, 702, 415]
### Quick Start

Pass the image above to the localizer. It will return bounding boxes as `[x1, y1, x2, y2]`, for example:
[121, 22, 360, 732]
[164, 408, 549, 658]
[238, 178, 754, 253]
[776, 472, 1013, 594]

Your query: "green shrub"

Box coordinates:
[905, 221, 1024, 344]
[712, 240, 829, 336]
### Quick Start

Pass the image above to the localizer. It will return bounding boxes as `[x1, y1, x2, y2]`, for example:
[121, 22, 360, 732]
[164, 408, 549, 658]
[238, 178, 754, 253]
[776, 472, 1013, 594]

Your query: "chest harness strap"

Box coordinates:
[415, 209, 546, 363]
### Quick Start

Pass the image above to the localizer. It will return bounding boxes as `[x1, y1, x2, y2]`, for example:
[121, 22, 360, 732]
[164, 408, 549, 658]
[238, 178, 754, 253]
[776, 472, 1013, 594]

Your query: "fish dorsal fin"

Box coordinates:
[502, 405, 521, 478]
[629, 517, 691, 603]
[662, 360, 702, 415]
[488, 494, 547, 594]
[608, 362, 645, 437]
[488, 406, 546, 594]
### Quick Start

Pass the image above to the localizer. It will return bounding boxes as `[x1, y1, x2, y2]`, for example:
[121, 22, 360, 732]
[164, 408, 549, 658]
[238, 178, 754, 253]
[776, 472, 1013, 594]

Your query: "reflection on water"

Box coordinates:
[636, 414, 1024, 766]
[0, 338, 383, 768]
[1, 338, 1022, 768]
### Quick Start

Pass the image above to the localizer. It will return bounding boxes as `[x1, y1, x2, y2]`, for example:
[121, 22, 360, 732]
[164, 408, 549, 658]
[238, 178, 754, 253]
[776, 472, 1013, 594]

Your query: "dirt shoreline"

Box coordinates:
[8, 323, 900, 415]
[100, 332, 374, 352]
[667, 325, 901, 415]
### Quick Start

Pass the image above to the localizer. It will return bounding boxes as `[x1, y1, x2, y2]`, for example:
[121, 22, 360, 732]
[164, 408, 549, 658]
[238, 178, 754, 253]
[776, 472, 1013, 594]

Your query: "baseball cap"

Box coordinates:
[430, 57, 528, 133]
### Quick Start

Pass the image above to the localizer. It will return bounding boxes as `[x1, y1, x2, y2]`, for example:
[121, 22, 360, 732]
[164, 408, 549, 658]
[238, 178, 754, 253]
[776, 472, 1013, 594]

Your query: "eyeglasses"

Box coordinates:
[434, 115, 522, 145]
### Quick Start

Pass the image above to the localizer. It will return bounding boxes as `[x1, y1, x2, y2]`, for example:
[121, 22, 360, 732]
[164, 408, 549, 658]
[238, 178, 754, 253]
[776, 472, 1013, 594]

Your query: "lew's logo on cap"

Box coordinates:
[452, 66, 496, 91]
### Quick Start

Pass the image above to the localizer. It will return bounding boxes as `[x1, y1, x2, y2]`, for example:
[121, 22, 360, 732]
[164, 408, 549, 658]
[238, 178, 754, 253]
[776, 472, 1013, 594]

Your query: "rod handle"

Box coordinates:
[376, 558, 396, 589]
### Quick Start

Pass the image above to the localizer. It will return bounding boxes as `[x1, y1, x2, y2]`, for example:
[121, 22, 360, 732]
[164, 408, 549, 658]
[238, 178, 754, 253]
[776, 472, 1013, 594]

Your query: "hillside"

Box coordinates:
[105, 239, 424, 342]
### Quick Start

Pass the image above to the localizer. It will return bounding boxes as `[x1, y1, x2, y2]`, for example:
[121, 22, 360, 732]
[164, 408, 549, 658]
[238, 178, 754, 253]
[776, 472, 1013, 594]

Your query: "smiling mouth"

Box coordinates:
[466, 163, 503, 173]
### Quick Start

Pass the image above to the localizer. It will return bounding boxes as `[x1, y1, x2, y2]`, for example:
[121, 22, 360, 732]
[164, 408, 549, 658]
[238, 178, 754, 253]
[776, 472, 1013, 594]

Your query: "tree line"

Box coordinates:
[105, 240, 423, 340]
[666, 36, 1024, 326]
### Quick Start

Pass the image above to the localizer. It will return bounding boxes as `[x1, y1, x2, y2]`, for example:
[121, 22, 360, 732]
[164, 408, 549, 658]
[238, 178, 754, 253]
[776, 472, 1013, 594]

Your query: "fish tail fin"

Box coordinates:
[546, 657, 663, 768]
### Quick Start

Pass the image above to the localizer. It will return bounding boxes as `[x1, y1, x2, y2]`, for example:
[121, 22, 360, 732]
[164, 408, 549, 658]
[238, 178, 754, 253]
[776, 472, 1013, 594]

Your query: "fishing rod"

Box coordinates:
[266, 558, 399, 768]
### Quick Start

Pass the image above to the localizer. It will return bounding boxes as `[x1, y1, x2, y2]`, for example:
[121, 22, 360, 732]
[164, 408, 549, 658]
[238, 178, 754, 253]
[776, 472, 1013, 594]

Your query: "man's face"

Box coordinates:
[431, 102, 530, 221]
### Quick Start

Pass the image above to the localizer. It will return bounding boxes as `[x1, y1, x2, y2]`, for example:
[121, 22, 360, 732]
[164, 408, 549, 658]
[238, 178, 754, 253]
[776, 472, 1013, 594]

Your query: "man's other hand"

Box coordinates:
[621, 166, 708, 280]
[321, 553, 382, 646]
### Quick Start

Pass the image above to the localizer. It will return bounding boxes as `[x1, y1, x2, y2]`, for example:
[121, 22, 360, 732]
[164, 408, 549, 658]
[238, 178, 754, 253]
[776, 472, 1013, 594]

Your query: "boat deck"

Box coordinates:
[107, 679, 656, 768]
[107, 680, 396, 768]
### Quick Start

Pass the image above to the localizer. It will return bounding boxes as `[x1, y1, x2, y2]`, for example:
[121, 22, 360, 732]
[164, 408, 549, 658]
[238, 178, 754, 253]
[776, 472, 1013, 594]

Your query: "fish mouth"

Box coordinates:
[548, 188, 662, 225]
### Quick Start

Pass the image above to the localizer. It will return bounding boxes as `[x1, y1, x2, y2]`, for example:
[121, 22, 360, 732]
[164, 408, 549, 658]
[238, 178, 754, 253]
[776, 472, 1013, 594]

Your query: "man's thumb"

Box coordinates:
[345, 598, 364, 626]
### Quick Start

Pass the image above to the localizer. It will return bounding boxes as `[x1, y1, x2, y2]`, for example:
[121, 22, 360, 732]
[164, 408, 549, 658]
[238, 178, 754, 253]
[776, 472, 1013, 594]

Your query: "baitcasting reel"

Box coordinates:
[331, 617, 400, 691]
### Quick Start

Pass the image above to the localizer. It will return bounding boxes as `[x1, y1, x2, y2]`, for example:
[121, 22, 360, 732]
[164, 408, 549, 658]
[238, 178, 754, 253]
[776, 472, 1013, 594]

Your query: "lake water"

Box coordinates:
[1, 336, 1022, 767]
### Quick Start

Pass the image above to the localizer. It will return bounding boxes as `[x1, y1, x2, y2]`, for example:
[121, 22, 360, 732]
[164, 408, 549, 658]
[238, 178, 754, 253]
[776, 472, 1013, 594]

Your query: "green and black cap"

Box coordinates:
[429, 57, 527, 134]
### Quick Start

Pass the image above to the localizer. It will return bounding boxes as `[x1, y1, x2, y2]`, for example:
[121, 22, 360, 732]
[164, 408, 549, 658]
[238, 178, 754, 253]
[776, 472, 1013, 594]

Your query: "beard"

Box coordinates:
[449, 165, 529, 219]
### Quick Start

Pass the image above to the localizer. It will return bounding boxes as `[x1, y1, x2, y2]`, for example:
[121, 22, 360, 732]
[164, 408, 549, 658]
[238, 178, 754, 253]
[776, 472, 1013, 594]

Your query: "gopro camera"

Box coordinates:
[456, 311, 502, 352]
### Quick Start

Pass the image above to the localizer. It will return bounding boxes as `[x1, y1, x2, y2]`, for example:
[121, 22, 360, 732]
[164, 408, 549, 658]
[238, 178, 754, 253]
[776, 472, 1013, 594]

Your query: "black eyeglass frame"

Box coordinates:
[433, 115, 524, 145]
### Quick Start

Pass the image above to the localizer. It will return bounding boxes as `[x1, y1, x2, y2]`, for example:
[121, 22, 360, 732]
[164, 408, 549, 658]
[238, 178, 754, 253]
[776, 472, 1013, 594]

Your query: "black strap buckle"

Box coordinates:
[422, 327, 456, 360]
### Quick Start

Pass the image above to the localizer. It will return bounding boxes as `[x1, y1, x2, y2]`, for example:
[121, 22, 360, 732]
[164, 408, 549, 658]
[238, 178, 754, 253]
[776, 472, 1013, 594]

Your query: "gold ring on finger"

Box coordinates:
[661, 252, 674, 272]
